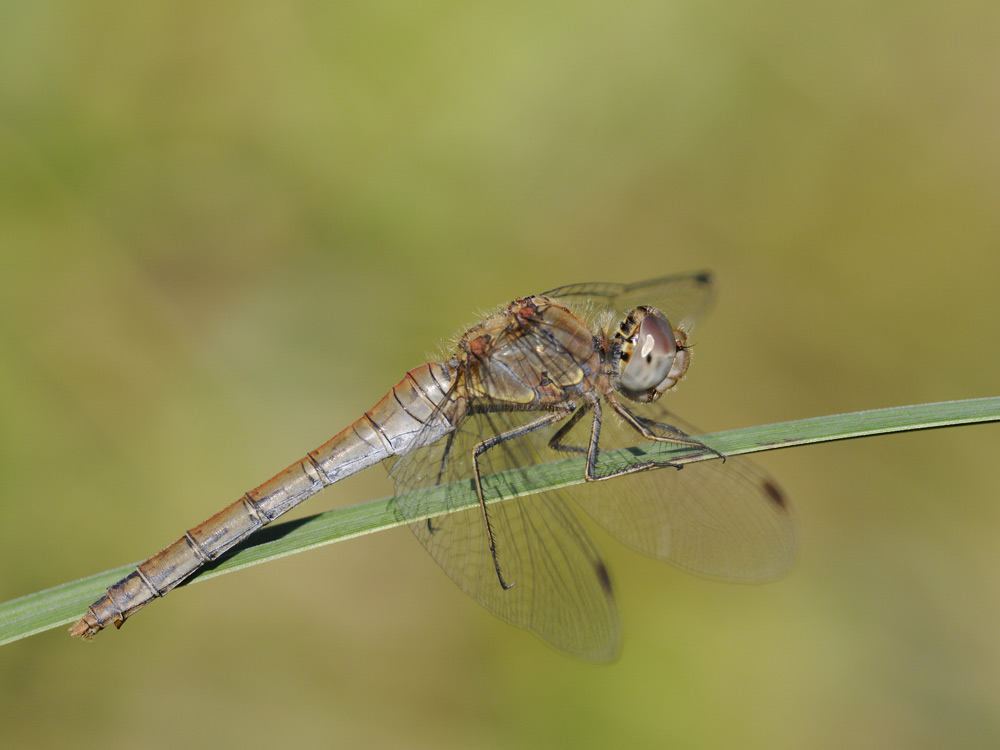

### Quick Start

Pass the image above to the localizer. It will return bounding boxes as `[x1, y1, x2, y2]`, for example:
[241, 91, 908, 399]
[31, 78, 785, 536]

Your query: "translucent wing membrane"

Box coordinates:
[389, 409, 621, 662]
[543, 271, 715, 335]
[388, 273, 791, 659]
[542, 401, 796, 581]
[389, 300, 622, 661]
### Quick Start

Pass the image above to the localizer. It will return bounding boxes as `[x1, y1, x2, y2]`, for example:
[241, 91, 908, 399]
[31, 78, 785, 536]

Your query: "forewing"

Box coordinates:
[389, 408, 621, 662]
[543, 271, 715, 335]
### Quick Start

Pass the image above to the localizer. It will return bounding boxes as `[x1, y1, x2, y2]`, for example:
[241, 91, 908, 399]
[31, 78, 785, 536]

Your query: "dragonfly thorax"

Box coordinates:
[611, 306, 690, 403]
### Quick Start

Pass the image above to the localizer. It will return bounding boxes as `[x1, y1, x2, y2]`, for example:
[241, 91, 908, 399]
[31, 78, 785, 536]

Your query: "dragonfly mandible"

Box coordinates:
[70, 272, 794, 661]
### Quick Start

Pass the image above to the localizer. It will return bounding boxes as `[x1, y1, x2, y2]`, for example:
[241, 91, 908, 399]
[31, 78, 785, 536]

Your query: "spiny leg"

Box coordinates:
[582, 397, 721, 483]
[471, 407, 575, 589]
[605, 390, 725, 461]
[435, 429, 457, 485]
[425, 429, 459, 534]
[547, 404, 591, 454]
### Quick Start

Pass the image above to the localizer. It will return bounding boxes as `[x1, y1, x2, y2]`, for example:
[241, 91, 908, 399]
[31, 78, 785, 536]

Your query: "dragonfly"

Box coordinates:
[70, 271, 794, 661]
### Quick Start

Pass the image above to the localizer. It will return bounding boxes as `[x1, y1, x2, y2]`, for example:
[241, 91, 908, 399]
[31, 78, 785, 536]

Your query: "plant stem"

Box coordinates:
[2, 397, 998, 646]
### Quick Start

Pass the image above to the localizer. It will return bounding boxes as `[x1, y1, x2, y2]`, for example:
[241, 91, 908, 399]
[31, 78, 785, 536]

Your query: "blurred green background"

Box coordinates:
[2, 2, 999, 748]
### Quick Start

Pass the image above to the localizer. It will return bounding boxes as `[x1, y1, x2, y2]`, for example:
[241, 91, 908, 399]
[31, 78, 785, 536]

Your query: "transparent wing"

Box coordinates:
[539, 398, 796, 582]
[389, 406, 621, 663]
[387, 301, 622, 662]
[543, 271, 715, 335]
[386, 274, 787, 660]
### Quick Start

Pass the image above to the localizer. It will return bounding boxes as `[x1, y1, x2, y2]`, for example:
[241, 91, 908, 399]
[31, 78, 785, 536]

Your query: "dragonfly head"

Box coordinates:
[611, 307, 690, 403]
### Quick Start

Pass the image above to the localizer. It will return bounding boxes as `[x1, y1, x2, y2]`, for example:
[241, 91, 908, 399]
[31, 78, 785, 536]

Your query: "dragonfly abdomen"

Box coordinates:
[310, 361, 456, 479]
[69, 362, 457, 639]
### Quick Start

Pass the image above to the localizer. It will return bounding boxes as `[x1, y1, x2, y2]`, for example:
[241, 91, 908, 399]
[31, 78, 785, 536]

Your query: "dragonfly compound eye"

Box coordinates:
[616, 308, 689, 401]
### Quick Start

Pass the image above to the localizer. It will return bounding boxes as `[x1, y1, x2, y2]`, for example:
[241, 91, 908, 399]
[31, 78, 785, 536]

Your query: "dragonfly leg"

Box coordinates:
[423, 429, 460, 533]
[547, 405, 591, 454]
[605, 391, 725, 461]
[582, 397, 721, 482]
[471, 407, 575, 589]
[435, 430, 457, 485]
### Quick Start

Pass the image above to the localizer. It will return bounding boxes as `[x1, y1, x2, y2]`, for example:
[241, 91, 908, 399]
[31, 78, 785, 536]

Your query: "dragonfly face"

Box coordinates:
[611, 306, 690, 403]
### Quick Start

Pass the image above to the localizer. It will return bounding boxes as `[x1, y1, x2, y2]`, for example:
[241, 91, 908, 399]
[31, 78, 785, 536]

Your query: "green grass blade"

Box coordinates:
[2, 396, 998, 646]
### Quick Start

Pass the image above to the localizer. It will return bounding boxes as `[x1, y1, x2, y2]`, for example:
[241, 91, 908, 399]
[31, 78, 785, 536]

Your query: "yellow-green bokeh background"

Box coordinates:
[2, 3, 999, 748]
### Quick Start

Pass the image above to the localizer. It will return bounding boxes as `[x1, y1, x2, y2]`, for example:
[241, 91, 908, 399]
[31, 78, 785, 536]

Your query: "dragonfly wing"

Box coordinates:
[546, 398, 796, 582]
[389, 406, 621, 663]
[543, 271, 715, 335]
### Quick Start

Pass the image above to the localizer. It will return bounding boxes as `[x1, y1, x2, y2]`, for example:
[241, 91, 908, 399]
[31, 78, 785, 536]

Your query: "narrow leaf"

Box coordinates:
[1, 397, 997, 646]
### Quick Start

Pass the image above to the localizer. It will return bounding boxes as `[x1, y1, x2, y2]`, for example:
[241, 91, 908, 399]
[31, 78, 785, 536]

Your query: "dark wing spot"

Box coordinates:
[594, 560, 614, 595]
[762, 480, 787, 509]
